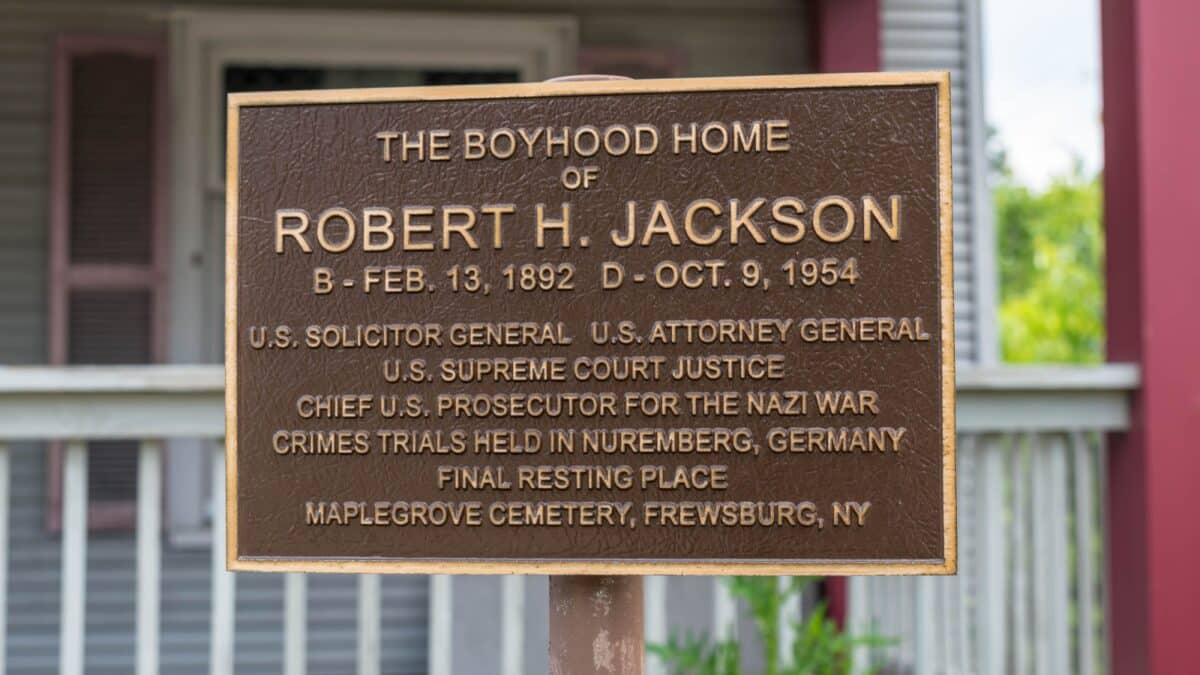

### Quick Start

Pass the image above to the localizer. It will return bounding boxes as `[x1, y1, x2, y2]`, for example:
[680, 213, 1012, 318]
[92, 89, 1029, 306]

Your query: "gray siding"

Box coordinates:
[0, 0, 810, 672]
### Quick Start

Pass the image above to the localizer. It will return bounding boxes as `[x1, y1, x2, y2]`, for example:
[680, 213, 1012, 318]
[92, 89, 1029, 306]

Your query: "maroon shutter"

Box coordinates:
[48, 37, 165, 531]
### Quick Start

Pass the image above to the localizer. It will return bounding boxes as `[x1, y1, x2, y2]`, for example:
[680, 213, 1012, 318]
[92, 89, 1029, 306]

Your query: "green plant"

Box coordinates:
[647, 577, 892, 675]
[991, 146, 1105, 364]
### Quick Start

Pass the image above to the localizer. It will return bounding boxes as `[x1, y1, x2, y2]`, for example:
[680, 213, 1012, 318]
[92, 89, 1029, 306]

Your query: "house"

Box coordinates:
[0, 0, 1191, 673]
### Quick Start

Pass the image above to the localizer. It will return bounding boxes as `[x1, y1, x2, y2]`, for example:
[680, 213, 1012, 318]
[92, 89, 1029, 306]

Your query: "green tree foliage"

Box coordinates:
[647, 577, 892, 675]
[994, 160, 1105, 363]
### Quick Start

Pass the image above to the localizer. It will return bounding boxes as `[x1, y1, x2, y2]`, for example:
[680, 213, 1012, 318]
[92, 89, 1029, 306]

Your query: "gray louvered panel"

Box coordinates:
[884, 47, 965, 65]
[887, 12, 961, 31]
[886, 28, 965, 47]
[883, 0, 987, 364]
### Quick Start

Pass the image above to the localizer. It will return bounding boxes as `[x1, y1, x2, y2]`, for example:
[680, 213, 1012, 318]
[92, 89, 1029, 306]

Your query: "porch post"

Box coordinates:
[809, 0, 881, 627]
[1102, 0, 1200, 672]
[809, 0, 880, 74]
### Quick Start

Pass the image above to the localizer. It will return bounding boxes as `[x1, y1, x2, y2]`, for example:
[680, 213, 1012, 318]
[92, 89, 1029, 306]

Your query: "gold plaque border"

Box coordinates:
[226, 73, 956, 576]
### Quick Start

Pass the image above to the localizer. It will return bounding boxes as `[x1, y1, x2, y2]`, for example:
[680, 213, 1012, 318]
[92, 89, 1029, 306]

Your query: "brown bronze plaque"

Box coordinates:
[226, 74, 955, 575]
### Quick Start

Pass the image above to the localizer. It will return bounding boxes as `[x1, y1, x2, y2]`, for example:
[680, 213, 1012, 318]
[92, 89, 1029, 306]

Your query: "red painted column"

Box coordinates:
[1102, 0, 1200, 672]
[809, 0, 880, 627]
[810, 0, 881, 73]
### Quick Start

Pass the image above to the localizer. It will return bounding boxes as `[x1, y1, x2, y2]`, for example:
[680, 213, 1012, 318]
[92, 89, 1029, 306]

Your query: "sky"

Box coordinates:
[982, 0, 1103, 188]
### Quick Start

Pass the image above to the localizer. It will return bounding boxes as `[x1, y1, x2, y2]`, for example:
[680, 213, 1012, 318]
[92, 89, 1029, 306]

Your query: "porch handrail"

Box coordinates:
[0, 363, 1141, 440]
[0, 365, 223, 440]
[956, 363, 1138, 432]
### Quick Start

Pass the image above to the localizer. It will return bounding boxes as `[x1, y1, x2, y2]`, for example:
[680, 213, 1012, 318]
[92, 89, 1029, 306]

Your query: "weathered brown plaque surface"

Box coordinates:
[226, 74, 955, 575]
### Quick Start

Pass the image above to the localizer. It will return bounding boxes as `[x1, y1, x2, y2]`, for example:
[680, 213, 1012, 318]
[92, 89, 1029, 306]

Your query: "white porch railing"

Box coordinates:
[852, 365, 1138, 675]
[0, 364, 1136, 675]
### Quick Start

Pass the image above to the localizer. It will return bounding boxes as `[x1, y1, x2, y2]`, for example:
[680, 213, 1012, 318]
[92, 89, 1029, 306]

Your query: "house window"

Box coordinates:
[47, 36, 166, 531]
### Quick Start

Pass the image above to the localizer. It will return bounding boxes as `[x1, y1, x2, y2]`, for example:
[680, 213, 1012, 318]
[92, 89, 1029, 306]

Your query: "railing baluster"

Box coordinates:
[0, 442, 9, 675]
[777, 576, 800, 667]
[873, 577, 890, 665]
[880, 577, 895, 670]
[1049, 435, 1070, 672]
[284, 573, 307, 675]
[914, 577, 935, 672]
[1036, 434, 1071, 675]
[849, 578, 865, 666]
[210, 440, 235, 675]
[976, 433, 1009, 675]
[1031, 433, 1051, 675]
[901, 578, 916, 664]
[940, 574, 956, 671]
[874, 577, 887, 670]
[501, 575, 525, 675]
[846, 577, 870, 671]
[428, 575, 453, 675]
[644, 576, 667, 675]
[1094, 435, 1112, 673]
[136, 440, 162, 675]
[955, 435, 976, 672]
[60, 440, 87, 675]
[884, 579, 902, 663]
[1011, 434, 1030, 675]
[1071, 432, 1097, 675]
[357, 574, 381, 675]
[712, 577, 737, 640]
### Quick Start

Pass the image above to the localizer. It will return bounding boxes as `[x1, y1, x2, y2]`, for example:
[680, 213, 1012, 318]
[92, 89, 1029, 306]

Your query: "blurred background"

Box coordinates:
[0, 0, 1194, 673]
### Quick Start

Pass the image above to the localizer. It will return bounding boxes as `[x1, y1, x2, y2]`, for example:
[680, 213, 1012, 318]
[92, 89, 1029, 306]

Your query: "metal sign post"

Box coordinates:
[540, 74, 645, 675]
[550, 575, 644, 675]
